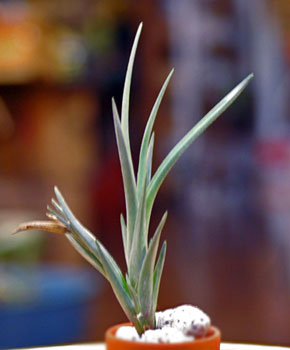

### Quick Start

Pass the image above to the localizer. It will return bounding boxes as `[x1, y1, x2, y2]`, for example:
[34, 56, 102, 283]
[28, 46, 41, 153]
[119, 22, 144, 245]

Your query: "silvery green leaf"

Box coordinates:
[138, 212, 167, 327]
[65, 233, 105, 276]
[152, 240, 167, 321]
[120, 214, 128, 265]
[54, 187, 101, 258]
[95, 240, 143, 334]
[146, 73, 254, 221]
[144, 132, 155, 241]
[95, 239, 131, 301]
[121, 22, 143, 145]
[137, 70, 174, 199]
[50, 192, 108, 279]
[51, 198, 63, 215]
[112, 98, 137, 245]
[128, 174, 147, 286]
[47, 205, 69, 227]
[146, 132, 155, 186]
[54, 188, 136, 327]
[126, 274, 141, 314]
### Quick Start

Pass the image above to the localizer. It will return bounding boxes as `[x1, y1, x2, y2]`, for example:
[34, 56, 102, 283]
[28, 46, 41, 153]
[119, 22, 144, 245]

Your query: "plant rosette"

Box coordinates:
[13, 22, 252, 348]
[106, 305, 221, 349]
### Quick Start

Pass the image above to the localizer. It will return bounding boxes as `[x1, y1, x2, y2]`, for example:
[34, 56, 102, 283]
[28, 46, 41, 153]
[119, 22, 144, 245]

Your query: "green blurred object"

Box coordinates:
[0, 210, 44, 262]
[0, 210, 45, 303]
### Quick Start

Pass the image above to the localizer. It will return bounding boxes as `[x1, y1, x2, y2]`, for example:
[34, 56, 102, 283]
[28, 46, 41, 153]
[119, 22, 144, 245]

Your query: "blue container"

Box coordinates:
[0, 263, 102, 349]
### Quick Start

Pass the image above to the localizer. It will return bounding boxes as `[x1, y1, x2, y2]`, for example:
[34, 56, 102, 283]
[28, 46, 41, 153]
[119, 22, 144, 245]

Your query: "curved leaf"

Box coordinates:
[152, 240, 167, 320]
[12, 221, 67, 235]
[146, 132, 155, 186]
[146, 73, 254, 221]
[121, 23, 143, 144]
[128, 173, 147, 286]
[112, 99, 137, 243]
[54, 187, 97, 245]
[138, 212, 167, 326]
[95, 240, 143, 334]
[65, 233, 105, 276]
[137, 69, 174, 199]
[47, 205, 69, 227]
[120, 214, 129, 266]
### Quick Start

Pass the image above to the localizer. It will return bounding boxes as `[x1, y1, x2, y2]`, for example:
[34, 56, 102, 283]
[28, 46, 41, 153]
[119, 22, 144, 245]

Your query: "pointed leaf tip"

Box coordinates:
[245, 73, 254, 84]
[54, 186, 60, 197]
[121, 21, 143, 141]
[112, 98, 119, 118]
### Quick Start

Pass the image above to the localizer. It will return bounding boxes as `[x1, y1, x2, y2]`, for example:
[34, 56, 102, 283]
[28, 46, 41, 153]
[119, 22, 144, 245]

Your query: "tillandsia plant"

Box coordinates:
[14, 23, 253, 336]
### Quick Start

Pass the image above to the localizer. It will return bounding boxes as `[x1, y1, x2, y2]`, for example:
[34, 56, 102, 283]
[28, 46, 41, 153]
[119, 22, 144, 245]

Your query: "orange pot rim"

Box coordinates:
[105, 322, 221, 348]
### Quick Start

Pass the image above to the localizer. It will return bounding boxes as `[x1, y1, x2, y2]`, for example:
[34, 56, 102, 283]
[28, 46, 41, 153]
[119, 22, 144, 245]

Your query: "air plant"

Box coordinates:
[14, 23, 253, 336]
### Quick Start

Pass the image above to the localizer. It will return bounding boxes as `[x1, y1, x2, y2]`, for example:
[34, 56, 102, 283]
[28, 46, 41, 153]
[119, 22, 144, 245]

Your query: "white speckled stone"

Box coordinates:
[115, 305, 211, 343]
[115, 326, 140, 342]
[116, 325, 194, 343]
[141, 327, 194, 343]
[156, 305, 211, 337]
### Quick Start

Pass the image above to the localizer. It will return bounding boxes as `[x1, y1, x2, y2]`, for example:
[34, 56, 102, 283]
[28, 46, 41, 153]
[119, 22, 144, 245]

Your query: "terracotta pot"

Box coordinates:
[105, 323, 221, 350]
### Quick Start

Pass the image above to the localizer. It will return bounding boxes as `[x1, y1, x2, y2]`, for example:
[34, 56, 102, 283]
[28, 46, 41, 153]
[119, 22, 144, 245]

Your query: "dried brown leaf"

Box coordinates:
[12, 221, 69, 235]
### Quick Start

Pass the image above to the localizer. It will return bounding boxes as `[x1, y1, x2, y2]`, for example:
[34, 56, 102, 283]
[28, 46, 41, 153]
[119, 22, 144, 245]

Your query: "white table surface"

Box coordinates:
[12, 343, 289, 350]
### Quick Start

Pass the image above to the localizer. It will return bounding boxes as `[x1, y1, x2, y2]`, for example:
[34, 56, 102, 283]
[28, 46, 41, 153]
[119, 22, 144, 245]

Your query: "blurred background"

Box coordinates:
[0, 0, 290, 348]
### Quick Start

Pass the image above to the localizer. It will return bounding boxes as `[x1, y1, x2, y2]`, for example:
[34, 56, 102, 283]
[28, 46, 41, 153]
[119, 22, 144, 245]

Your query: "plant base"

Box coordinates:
[105, 323, 221, 350]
